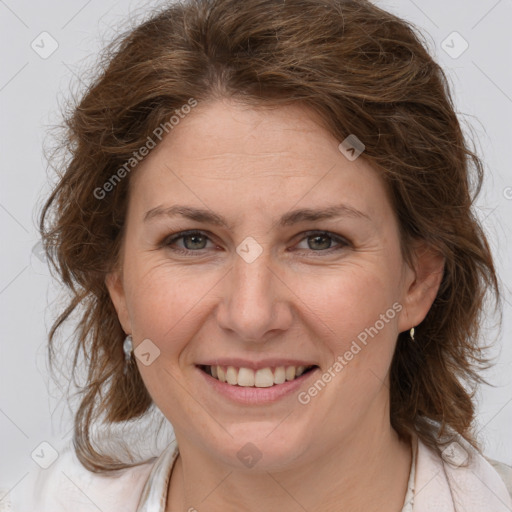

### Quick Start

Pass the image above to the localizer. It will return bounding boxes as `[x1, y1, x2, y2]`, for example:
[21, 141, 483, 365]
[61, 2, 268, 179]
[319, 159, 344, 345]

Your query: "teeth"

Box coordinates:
[217, 366, 227, 383]
[254, 368, 274, 387]
[226, 366, 238, 385]
[285, 366, 296, 381]
[207, 365, 314, 387]
[237, 367, 255, 387]
[274, 366, 286, 384]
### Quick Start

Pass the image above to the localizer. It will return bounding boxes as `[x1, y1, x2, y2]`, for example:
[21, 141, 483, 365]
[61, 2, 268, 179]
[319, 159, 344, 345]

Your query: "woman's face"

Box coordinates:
[107, 99, 441, 470]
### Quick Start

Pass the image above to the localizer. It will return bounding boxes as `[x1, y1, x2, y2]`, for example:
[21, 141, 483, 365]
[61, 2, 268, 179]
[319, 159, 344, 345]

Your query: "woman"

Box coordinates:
[16, 0, 512, 510]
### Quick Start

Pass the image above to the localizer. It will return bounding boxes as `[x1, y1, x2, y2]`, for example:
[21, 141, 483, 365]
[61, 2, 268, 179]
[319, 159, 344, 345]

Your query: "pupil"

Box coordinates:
[309, 234, 331, 250]
[185, 234, 206, 250]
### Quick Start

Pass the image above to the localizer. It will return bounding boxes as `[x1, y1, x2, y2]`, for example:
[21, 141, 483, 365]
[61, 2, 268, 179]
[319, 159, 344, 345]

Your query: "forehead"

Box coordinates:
[128, 99, 391, 226]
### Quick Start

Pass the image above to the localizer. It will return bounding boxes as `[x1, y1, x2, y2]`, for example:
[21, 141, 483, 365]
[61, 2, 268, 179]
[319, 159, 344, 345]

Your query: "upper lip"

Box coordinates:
[196, 358, 318, 371]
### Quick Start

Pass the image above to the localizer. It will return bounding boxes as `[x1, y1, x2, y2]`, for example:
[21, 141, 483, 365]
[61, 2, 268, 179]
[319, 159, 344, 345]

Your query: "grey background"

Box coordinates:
[1, 0, 511, 500]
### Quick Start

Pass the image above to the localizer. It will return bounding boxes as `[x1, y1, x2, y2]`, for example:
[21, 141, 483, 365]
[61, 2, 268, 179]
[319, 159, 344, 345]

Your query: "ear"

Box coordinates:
[398, 240, 445, 333]
[105, 269, 132, 335]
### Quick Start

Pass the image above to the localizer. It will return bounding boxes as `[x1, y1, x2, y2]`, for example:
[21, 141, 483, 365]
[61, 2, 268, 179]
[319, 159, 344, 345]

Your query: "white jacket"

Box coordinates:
[4, 433, 512, 511]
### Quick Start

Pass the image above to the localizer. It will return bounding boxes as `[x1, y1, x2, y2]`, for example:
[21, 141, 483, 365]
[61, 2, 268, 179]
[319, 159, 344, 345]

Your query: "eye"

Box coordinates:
[161, 230, 350, 256]
[293, 230, 350, 254]
[162, 230, 216, 255]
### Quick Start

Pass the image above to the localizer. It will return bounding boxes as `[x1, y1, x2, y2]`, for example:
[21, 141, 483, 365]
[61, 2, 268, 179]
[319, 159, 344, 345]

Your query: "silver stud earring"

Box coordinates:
[409, 327, 415, 341]
[123, 334, 133, 375]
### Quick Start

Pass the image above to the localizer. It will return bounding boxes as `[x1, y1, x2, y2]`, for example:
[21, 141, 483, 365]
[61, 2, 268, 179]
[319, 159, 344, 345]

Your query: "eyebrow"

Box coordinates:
[143, 203, 371, 229]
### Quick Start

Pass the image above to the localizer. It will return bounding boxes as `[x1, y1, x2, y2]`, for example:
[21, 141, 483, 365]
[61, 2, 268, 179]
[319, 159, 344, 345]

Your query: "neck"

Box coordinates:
[166, 419, 412, 512]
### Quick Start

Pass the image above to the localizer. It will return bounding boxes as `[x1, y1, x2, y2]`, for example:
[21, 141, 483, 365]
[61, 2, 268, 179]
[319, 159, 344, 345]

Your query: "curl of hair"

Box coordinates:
[39, 0, 501, 472]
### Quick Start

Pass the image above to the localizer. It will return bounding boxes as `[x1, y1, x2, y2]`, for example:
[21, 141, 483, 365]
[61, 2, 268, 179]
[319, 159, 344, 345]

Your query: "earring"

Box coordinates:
[409, 327, 415, 341]
[123, 334, 133, 375]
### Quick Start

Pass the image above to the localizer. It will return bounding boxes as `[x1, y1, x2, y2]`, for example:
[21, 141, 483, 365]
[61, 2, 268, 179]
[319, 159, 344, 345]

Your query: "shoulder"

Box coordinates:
[444, 435, 512, 502]
[414, 432, 512, 510]
[8, 443, 157, 512]
[486, 458, 512, 498]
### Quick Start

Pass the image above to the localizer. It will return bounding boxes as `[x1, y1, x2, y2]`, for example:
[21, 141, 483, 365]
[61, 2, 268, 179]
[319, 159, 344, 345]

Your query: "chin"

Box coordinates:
[197, 420, 312, 472]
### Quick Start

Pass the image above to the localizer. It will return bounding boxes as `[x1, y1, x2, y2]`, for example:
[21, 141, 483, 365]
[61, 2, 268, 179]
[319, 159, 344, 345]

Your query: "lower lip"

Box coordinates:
[196, 366, 319, 405]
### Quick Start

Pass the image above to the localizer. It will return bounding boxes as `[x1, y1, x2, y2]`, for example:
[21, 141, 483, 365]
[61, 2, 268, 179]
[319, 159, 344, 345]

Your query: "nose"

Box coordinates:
[215, 248, 293, 343]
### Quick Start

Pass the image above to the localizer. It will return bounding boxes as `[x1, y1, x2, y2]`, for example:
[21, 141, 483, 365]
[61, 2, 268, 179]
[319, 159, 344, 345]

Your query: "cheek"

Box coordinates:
[123, 260, 204, 354]
[298, 262, 403, 414]
[300, 263, 401, 342]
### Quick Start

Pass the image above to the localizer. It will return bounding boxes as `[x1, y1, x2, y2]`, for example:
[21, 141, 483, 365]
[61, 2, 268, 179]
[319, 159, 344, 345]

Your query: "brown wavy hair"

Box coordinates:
[39, 0, 501, 472]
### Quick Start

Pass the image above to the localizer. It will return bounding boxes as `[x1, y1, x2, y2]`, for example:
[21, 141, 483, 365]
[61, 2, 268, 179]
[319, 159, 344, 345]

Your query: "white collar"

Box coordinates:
[136, 439, 178, 512]
[136, 434, 511, 511]
[414, 434, 512, 511]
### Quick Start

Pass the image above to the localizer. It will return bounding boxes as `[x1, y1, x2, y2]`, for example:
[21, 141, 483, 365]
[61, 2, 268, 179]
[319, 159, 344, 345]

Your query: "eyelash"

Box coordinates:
[161, 230, 350, 256]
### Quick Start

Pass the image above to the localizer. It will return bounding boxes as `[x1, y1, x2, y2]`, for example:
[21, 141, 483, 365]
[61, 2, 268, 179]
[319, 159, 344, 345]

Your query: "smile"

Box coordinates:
[199, 364, 318, 388]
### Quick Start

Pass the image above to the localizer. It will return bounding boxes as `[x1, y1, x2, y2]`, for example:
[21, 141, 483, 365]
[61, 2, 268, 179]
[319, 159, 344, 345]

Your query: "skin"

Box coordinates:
[106, 98, 445, 512]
